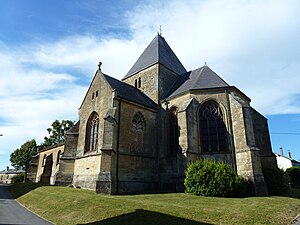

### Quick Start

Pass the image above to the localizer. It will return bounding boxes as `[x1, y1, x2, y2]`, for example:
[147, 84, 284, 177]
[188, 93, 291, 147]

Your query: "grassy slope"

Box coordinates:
[8, 183, 300, 225]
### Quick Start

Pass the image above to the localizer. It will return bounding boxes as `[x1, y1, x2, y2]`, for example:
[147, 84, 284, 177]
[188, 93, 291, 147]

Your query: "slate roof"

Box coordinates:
[0, 168, 25, 174]
[123, 34, 186, 80]
[166, 65, 229, 99]
[66, 121, 80, 134]
[104, 74, 157, 110]
[38, 143, 64, 152]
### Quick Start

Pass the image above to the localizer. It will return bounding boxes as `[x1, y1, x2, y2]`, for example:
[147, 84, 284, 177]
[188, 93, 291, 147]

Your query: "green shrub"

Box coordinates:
[262, 165, 290, 195]
[184, 159, 249, 197]
[286, 166, 300, 187]
[11, 173, 25, 183]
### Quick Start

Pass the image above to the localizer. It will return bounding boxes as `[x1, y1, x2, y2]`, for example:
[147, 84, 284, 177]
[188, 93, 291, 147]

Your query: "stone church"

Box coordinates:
[31, 34, 276, 196]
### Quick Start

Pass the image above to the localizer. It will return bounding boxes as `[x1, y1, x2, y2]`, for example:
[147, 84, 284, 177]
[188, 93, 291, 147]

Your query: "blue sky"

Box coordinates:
[1, 0, 300, 170]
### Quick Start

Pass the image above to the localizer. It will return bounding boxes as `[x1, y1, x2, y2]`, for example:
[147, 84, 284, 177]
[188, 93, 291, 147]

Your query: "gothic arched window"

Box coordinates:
[130, 112, 144, 152]
[199, 101, 227, 153]
[167, 106, 179, 156]
[85, 112, 99, 153]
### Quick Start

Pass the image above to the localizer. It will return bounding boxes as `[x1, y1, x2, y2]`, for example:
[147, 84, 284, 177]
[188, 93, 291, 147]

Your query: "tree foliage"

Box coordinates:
[10, 139, 37, 171]
[286, 166, 300, 187]
[41, 120, 74, 148]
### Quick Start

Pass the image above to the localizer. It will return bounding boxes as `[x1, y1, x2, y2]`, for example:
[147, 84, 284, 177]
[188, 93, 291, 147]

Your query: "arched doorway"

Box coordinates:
[40, 154, 53, 184]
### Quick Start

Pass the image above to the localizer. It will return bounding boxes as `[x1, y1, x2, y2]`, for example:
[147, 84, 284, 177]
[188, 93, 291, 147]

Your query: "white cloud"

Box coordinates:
[0, 43, 86, 168]
[20, 36, 143, 78]
[126, 0, 300, 115]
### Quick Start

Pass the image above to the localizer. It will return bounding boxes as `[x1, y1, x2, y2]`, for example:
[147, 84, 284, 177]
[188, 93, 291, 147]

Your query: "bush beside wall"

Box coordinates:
[184, 160, 249, 197]
[286, 166, 300, 187]
[262, 165, 290, 196]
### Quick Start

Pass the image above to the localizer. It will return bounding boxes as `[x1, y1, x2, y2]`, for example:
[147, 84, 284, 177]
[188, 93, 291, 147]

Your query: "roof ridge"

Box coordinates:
[104, 74, 140, 90]
[104, 74, 157, 110]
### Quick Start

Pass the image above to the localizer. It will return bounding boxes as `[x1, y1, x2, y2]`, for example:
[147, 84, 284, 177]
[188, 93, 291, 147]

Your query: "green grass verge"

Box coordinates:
[8, 183, 300, 225]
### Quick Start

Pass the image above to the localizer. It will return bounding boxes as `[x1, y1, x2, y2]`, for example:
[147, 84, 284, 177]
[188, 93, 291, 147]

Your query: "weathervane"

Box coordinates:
[159, 25, 162, 36]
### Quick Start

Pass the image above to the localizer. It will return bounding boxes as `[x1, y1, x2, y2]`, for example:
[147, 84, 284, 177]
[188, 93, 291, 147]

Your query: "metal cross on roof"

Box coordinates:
[98, 62, 102, 71]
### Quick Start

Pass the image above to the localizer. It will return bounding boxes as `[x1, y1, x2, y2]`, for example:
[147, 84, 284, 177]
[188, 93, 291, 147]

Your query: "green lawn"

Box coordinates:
[8, 183, 300, 225]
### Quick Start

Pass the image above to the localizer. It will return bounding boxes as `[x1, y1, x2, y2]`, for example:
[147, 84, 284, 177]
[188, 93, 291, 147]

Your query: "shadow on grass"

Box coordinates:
[5, 182, 47, 199]
[77, 209, 212, 225]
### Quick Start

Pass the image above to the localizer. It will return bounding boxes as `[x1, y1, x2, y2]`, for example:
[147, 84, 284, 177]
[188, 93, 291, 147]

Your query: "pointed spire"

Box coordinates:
[123, 35, 186, 80]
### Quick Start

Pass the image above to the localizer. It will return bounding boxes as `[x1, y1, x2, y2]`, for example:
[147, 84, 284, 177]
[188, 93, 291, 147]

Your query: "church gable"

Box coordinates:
[77, 70, 114, 156]
[79, 71, 112, 111]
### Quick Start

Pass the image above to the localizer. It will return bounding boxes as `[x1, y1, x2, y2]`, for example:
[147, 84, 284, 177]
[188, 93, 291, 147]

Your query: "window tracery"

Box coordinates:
[132, 113, 144, 131]
[85, 112, 99, 153]
[199, 101, 227, 153]
[130, 113, 144, 152]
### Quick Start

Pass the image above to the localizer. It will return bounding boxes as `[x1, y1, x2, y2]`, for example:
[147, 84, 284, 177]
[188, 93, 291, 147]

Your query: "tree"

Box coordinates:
[41, 120, 74, 148]
[10, 139, 37, 174]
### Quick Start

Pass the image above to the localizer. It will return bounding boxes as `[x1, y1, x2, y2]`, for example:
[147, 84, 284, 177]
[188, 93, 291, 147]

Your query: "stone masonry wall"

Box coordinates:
[55, 127, 79, 186]
[117, 101, 158, 193]
[158, 65, 179, 100]
[229, 93, 267, 195]
[123, 64, 179, 104]
[123, 65, 159, 103]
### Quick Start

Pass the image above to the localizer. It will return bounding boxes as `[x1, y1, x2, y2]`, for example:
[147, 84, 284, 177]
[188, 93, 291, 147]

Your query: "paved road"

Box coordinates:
[0, 184, 53, 225]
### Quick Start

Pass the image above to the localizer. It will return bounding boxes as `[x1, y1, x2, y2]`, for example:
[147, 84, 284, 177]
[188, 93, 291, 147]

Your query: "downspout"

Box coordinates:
[116, 99, 122, 194]
[225, 89, 237, 172]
